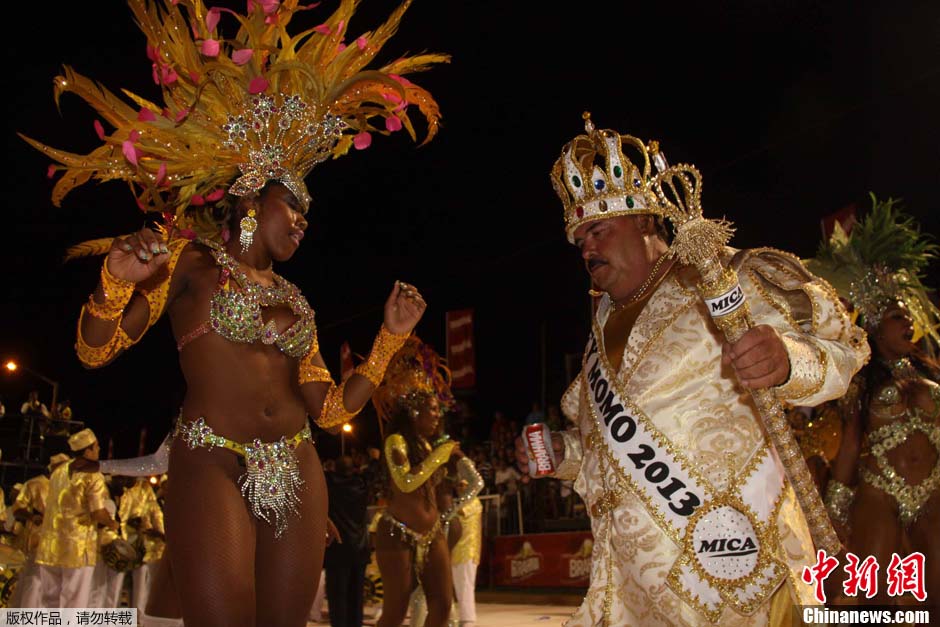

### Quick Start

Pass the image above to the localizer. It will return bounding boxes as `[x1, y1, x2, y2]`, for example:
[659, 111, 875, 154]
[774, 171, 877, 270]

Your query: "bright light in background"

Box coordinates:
[342, 423, 352, 433]
[4, 361, 17, 372]
[149, 476, 159, 485]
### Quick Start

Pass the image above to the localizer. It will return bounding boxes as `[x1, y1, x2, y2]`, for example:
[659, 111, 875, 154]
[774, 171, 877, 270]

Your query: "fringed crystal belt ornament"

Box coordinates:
[175, 417, 312, 537]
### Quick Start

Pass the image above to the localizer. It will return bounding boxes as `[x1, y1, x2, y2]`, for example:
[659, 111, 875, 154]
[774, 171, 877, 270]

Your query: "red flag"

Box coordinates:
[446, 309, 476, 389]
[820, 203, 857, 240]
[340, 341, 355, 381]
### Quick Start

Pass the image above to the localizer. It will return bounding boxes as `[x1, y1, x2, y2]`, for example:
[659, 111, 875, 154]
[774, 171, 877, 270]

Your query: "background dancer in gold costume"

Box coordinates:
[372, 337, 482, 627]
[20, 1, 446, 624]
[35, 429, 118, 608]
[809, 195, 940, 606]
[10, 453, 69, 608]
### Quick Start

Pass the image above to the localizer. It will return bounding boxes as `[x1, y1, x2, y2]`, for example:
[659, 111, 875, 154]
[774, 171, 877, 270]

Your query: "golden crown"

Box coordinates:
[551, 113, 665, 243]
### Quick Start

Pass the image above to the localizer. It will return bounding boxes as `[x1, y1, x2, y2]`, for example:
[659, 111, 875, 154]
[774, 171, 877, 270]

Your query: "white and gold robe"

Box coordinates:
[557, 248, 869, 626]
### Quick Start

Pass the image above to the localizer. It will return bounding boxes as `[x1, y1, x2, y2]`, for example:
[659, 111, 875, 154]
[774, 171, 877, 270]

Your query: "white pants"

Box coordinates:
[89, 561, 125, 608]
[451, 561, 478, 624]
[38, 564, 95, 608]
[132, 561, 157, 612]
[11, 559, 41, 608]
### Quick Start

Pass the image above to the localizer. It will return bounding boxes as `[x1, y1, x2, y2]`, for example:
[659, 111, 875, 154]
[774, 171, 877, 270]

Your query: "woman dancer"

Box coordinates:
[809, 195, 940, 605]
[20, 1, 446, 625]
[372, 338, 481, 627]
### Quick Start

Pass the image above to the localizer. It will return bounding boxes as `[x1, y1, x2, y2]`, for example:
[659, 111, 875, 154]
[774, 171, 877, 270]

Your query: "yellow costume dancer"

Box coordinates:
[807, 196, 940, 604]
[450, 489, 482, 626]
[11, 453, 69, 608]
[89, 491, 126, 609]
[544, 116, 870, 626]
[35, 430, 118, 608]
[119, 478, 166, 614]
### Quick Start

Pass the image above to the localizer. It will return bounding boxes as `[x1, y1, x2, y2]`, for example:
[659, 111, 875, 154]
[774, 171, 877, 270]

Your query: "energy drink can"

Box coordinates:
[523, 423, 556, 477]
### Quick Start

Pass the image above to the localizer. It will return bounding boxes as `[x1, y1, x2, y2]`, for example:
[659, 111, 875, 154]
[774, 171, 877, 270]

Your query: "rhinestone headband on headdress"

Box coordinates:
[21, 0, 448, 248]
[551, 112, 665, 243]
[372, 336, 455, 423]
[806, 194, 939, 346]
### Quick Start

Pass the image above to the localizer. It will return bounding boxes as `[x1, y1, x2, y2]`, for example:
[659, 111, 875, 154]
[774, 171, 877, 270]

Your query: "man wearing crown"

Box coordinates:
[518, 115, 870, 625]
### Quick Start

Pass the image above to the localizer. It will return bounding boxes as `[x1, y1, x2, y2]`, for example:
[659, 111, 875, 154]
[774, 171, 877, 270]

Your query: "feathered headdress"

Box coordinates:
[372, 336, 455, 423]
[806, 193, 939, 348]
[20, 0, 448, 253]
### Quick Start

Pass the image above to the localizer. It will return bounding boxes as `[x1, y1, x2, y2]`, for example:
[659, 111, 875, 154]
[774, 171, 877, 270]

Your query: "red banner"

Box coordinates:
[487, 531, 593, 588]
[820, 203, 857, 239]
[446, 309, 476, 389]
[340, 341, 355, 381]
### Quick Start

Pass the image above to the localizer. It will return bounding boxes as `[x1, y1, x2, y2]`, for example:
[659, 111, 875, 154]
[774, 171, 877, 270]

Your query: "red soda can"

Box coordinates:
[523, 423, 556, 477]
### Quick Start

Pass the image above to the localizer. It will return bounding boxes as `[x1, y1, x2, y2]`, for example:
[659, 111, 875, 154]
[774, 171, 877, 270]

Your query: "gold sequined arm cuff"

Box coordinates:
[135, 237, 190, 328]
[774, 335, 827, 402]
[384, 433, 456, 493]
[552, 428, 583, 481]
[299, 363, 334, 386]
[354, 325, 410, 386]
[824, 479, 855, 528]
[296, 342, 354, 428]
[316, 381, 357, 429]
[85, 260, 135, 321]
[76, 307, 136, 368]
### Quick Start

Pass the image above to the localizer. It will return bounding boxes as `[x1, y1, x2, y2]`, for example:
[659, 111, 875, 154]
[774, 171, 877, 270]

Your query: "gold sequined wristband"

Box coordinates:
[824, 479, 855, 528]
[86, 260, 135, 320]
[354, 325, 410, 386]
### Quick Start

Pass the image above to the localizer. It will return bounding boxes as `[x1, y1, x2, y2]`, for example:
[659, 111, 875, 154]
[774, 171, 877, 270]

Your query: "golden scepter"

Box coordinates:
[646, 151, 841, 554]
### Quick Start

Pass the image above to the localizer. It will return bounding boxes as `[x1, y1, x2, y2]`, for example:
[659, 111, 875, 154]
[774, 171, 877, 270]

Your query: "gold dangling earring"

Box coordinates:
[239, 208, 257, 254]
[588, 289, 604, 297]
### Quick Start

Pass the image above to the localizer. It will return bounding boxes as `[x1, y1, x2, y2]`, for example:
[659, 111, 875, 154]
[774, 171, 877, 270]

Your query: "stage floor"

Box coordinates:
[310, 601, 577, 626]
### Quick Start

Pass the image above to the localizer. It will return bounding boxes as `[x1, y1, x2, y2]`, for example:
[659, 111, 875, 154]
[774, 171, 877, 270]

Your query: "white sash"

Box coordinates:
[584, 328, 789, 621]
[584, 334, 708, 532]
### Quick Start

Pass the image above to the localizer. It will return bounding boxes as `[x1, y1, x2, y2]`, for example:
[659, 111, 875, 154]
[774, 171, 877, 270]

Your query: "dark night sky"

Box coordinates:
[2, 1, 939, 458]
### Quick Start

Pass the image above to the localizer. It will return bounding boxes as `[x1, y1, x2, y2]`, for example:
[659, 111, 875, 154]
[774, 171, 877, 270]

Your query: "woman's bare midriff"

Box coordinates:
[169, 246, 311, 443]
[386, 485, 441, 533]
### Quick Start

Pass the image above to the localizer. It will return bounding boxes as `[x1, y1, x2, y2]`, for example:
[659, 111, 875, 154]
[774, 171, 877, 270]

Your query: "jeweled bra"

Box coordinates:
[176, 239, 315, 358]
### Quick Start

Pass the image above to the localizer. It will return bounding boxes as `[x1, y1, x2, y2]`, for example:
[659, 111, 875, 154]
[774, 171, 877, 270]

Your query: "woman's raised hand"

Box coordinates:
[383, 280, 427, 335]
[107, 227, 171, 283]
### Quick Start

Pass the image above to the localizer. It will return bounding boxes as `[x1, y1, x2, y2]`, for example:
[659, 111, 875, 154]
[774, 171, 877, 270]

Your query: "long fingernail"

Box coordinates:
[138, 250, 151, 260]
[160, 245, 169, 254]
[150, 242, 161, 254]
[120, 243, 132, 252]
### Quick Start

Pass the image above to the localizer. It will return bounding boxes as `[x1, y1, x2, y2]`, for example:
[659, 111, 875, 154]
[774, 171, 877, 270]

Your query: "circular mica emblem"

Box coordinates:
[690, 505, 760, 581]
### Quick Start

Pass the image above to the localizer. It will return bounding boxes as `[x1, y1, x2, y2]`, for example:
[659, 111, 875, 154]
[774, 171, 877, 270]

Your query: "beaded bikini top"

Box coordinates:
[176, 240, 316, 358]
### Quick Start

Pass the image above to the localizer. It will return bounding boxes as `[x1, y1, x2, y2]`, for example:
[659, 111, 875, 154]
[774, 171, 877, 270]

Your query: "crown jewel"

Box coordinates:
[551, 112, 660, 242]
